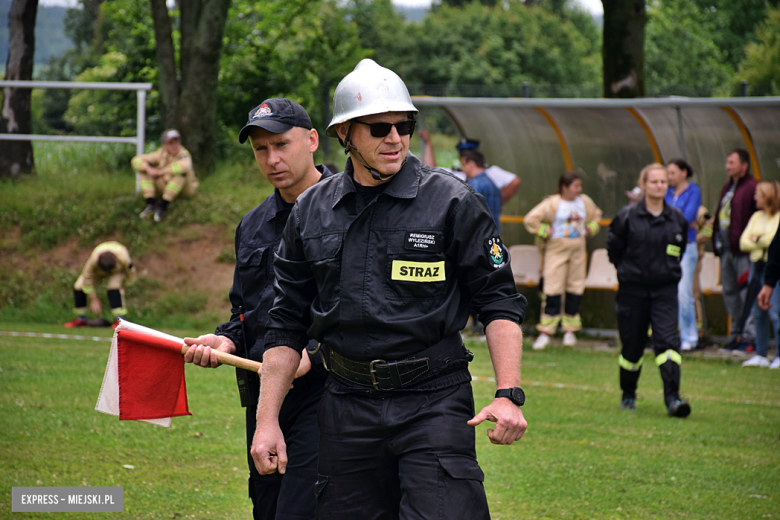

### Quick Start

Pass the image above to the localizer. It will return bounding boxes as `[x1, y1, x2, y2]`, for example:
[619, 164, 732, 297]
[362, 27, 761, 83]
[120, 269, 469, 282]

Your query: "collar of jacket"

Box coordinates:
[636, 198, 674, 220]
[266, 164, 334, 222]
[332, 154, 422, 209]
[718, 172, 754, 194]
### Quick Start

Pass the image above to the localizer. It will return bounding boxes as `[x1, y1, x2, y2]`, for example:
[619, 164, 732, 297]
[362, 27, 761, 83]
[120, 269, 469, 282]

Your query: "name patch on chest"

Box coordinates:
[405, 232, 442, 252]
[391, 261, 446, 282]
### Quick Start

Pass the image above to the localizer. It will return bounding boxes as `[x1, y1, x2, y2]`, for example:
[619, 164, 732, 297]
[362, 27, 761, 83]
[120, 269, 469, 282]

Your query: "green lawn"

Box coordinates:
[1, 323, 779, 519]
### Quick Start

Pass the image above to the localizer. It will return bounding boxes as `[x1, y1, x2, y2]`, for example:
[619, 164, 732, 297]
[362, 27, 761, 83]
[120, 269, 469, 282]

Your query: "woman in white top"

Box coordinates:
[524, 172, 603, 350]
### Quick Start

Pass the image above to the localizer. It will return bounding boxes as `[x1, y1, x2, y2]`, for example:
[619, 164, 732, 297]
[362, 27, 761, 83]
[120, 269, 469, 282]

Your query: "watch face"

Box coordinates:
[511, 387, 525, 406]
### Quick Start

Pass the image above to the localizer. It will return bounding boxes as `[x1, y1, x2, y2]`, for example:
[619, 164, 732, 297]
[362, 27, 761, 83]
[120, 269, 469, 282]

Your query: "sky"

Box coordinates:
[40, 0, 604, 14]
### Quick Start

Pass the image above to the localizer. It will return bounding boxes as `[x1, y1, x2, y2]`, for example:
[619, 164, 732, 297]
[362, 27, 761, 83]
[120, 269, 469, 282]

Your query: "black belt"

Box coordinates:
[326, 334, 471, 391]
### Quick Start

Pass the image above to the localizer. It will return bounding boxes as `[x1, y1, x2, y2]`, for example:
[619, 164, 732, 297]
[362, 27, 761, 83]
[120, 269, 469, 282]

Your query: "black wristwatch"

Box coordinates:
[495, 387, 525, 406]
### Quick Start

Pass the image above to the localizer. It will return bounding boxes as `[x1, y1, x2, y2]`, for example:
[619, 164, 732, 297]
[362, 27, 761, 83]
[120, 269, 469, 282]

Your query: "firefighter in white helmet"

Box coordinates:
[252, 59, 528, 519]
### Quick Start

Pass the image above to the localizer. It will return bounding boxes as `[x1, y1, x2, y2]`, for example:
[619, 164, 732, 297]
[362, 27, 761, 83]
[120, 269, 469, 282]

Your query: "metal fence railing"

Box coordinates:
[0, 80, 153, 157]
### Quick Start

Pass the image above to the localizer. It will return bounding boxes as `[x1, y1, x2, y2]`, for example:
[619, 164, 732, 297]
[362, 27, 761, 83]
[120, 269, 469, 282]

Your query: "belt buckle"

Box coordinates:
[368, 359, 386, 390]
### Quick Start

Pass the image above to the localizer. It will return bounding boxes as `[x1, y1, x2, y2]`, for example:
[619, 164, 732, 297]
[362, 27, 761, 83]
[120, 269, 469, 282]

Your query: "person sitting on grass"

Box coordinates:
[132, 129, 199, 222]
[64, 242, 135, 329]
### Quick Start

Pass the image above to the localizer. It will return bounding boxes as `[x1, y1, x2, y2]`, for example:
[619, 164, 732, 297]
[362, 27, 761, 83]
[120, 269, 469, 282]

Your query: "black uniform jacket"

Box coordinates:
[765, 229, 780, 288]
[607, 200, 688, 287]
[215, 165, 333, 361]
[264, 154, 526, 363]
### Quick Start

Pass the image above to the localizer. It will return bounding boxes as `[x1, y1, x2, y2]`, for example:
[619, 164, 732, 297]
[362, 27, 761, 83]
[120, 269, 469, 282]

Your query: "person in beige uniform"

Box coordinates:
[693, 206, 715, 336]
[132, 129, 199, 222]
[64, 242, 136, 329]
[524, 171, 603, 349]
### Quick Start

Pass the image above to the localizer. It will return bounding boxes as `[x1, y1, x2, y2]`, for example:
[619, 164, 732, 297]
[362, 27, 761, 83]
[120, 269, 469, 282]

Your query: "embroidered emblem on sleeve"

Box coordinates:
[486, 236, 506, 268]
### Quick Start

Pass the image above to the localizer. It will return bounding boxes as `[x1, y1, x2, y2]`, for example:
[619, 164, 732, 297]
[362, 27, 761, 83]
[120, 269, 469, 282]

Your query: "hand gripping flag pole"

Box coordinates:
[95, 320, 261, 427]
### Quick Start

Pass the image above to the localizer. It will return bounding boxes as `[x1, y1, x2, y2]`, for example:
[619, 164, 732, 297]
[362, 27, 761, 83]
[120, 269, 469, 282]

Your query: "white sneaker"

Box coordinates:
[742, 355, 770, 368]
[533, 334, 550, 350]
[681, 341, 693, 351]
[563, 332, 577, 347]
[770, 357, 780, 369]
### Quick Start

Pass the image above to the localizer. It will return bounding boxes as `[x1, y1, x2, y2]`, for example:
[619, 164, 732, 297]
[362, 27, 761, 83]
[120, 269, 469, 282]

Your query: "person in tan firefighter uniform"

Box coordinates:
[132, 129, 199, 222]
[524, 171, 603, 350]
[693, 206, 715, 338]
[64, 242, 136, 329]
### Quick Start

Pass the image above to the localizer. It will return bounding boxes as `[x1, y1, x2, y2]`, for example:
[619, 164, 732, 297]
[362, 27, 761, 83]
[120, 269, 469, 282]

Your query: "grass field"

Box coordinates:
[1, 323, 778, 519]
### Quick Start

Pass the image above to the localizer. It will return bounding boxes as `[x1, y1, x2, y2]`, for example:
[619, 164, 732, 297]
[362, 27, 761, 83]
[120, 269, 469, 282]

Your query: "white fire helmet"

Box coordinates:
[325, 59, 417, 137]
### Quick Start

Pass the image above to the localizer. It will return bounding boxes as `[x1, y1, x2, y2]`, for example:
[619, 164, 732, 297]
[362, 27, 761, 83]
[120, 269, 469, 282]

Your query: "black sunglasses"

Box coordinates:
[353, 119, 416, 138]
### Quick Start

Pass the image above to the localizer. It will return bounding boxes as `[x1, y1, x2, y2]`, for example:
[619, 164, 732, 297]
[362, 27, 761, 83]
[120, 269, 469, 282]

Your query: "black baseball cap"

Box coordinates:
[238, 98, 313, 144]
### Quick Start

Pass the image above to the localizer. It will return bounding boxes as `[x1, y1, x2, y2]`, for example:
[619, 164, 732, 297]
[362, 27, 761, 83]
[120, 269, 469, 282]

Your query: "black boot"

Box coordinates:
[658, 357, 690, 417]
[139, 198, 157, 218]
[620, 392, 636, 410]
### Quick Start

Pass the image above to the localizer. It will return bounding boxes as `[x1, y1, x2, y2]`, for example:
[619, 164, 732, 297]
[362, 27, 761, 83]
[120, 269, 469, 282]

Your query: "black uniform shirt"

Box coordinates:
[215, 165, 333, 361]
[264, 154, 526, 363]
[607, 199, 688, 287]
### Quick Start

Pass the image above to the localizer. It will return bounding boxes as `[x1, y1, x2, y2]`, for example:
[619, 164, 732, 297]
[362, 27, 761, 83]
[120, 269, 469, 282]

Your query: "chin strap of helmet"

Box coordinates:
[341, 123, 405, 182]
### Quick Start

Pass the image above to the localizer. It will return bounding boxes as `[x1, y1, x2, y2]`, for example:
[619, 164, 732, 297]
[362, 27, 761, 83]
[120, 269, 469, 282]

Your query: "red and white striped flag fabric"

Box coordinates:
[95, 320, 191, 427]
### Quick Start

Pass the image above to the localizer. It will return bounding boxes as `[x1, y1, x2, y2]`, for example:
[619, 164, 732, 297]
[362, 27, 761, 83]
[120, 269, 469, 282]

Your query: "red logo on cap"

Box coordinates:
[252, 104, 273, 120]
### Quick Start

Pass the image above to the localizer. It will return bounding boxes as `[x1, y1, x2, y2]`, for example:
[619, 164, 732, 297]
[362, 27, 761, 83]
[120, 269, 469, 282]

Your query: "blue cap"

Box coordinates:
[456, 138, 480, 152]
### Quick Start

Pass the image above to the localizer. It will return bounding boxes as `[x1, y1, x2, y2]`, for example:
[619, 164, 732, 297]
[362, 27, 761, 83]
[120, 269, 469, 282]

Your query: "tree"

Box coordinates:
[218, 0, 367, 159]
[348, 0, 600, 97]
[645, 0, 732, 96]
[601, 0, 645, 98]
[693, 0, 780, 69]
[733, 5, 780, 95]
[1, 0, 38, 178]
[150, 0, 231, 174]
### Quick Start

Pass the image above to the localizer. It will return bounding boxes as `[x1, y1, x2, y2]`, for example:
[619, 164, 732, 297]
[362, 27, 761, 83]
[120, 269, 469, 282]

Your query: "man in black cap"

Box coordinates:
[182, 98, 333, 520]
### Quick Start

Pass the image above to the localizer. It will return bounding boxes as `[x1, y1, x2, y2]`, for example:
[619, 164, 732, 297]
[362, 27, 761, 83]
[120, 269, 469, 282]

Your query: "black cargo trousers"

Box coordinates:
[246, 364, 329, 520]
[315, 381, 491, 520]
[615, 282, 683, 406]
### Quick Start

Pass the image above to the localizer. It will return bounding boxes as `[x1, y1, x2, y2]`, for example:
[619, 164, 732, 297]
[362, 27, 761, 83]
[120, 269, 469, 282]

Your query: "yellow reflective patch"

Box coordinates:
[618, 354, 644, 372]
[667, 244, 681, 257]
[656, 349, 682, 366]
[171, 162, 182, 175]
[701, 227, 713, 237]
[538, 223, 550, 238]
[165, 181, 183, 194]
[391, 260, 446, 282]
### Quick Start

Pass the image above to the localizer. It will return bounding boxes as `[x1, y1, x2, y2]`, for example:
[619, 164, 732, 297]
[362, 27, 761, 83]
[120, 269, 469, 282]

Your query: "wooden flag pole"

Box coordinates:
[178, 344, 262, 373]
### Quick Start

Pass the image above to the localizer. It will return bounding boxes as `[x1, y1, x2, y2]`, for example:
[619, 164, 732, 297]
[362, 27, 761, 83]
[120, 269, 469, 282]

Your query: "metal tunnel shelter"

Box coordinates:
[412, 96, 780, 247]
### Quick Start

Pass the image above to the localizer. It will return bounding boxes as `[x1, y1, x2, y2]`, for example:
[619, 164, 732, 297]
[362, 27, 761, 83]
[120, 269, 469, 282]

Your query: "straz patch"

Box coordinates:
[486, 236, 506, 268]
[666, 244, 681, 257]
[391, 261, 446, 282]
[405, 231, 442, 253]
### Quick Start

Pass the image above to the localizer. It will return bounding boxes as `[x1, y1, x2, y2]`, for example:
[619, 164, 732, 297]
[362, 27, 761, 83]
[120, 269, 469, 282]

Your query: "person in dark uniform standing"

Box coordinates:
[252, 59, 528, 520]
[182, 98, 332, 520]
[607, 163, 692, 418]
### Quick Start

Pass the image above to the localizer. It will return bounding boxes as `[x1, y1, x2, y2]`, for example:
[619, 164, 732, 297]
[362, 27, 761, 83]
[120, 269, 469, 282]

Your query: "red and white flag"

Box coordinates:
[96, 320, 191, 427]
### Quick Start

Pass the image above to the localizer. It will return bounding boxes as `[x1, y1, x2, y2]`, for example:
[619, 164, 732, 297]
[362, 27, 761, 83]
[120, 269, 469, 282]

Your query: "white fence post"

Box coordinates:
[136, 89, 147, 193]
[0, 80, 153, 194]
